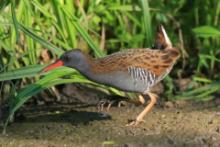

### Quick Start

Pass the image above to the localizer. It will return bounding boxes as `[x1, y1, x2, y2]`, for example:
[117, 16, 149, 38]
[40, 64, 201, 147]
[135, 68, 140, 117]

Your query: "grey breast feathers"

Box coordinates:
[128, 66, 158, 90]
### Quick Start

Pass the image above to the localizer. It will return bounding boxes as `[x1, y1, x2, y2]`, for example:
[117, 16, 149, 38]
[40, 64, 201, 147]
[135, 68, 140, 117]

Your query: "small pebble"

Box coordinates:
[208, 120, 213, 124]
[164, 101, 174, 109]
[216, 127, 220, 133]
[216, 112, 220, 116]
[161, 114, 166, 118]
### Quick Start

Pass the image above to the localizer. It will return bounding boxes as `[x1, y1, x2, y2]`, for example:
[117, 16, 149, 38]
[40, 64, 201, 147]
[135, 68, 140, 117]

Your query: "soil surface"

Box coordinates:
[0, 84, 220, 147]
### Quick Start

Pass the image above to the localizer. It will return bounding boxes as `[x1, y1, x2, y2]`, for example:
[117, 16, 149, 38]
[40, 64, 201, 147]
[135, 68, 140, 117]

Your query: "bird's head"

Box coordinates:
[42, 49, 88, 72]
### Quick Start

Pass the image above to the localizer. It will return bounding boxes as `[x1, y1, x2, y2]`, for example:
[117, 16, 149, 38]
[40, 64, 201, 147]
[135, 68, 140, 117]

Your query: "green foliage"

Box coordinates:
[3, 67, 91, 133]
[175, 81, 220, 101]
[0, 0, 220, 132]
[193, 26, 220, 38]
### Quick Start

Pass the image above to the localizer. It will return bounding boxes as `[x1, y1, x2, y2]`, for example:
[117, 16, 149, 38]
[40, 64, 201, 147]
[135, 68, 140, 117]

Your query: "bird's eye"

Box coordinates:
[63, 55, 70, 61]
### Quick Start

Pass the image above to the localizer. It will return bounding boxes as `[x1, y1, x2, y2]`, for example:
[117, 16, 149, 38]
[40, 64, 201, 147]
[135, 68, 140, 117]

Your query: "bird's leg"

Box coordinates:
[126, 92, 157, 127]
[138, 95, 145, 105]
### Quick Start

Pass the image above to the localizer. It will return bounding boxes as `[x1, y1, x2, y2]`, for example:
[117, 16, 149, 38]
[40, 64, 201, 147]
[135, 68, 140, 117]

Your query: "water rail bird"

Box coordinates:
[42, 25, 180, 126]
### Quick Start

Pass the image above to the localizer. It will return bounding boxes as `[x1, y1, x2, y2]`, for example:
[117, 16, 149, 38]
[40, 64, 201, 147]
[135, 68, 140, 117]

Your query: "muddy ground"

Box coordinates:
[0, 84, 220, 147]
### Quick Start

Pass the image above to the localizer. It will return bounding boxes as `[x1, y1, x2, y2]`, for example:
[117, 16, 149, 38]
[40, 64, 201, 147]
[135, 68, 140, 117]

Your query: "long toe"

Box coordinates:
[97, 99, 126, 112]
[125, 119, 145, 127]
[107, 100, 127, 111]
[97, 100, 109, 112]
[117, 101, 127, 107]
[106, 101, 114, 111]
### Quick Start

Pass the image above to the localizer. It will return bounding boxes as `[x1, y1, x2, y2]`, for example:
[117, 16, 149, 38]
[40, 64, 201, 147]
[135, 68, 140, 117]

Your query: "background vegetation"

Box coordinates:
[0, 0, 220, 130]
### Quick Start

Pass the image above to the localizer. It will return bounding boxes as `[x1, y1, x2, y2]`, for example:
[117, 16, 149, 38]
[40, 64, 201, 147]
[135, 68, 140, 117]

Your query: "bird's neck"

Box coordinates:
[73, 55, 98, 78]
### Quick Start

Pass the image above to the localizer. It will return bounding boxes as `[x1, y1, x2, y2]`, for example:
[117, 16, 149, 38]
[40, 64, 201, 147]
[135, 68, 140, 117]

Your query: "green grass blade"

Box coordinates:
[175, 82, 220, 100]
[0, 64, 45, 81]
[139, 0, 153, 46]
[18, 23, 64, 56]
[11, 0, 19, 43]
[63, 0, 77, 48]
[193, 26, 220, 38]
[24, 0, 36, 64]
[61, 8, 105, 57]
[31, 0, 55, 19]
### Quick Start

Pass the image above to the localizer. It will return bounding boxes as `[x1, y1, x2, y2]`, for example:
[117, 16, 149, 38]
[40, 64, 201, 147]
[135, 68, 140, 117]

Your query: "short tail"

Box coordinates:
[154, 25, 172, 50]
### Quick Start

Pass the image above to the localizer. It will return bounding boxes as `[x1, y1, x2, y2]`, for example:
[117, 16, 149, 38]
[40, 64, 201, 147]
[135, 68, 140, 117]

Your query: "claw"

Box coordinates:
[126, 119, 145, 127]
[97, 99, 126, 112]
[97, 100, 108, 112]
[106, 101, 114, 111]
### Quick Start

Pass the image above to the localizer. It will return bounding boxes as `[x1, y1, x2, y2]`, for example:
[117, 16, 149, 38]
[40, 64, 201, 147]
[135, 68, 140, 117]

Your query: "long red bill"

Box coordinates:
[42, 60, 64, 72]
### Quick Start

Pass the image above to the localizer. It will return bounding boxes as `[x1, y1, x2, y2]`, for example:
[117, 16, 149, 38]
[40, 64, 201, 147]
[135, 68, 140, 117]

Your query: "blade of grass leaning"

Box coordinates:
[4, 5, 25, 72]
[62, 0, 77, 48]
[193, 76, 212, 83]
[48, 21, 70, 48]
[61, 7, 105, 57]
[193, 26, 220, 38]
[0, 64, 45, 81]
[24, 0, 36, 64]
[51, 0, 66, 35]
[31, 0, 55, 19]
[10, 0, 23, 53]
[11, 0, 19, 43]
[19, 23, 64, 56]
[174, 81, 220, 100]
[139, 0, 153, 46]
[51, 0, 76, 48]
[63, 8, 77, 48]
[109, 4, 141, 11]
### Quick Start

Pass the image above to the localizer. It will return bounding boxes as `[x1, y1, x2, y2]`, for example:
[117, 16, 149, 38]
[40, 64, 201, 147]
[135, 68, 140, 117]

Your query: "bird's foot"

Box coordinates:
[97, 99, 126, 112]
[125, 119, 145, 127]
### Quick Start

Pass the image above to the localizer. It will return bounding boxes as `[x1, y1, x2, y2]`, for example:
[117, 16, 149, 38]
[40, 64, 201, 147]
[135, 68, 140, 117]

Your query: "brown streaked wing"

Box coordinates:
[90, 48, 179, 76]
